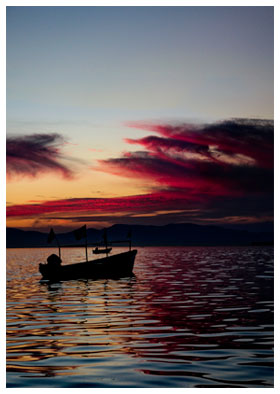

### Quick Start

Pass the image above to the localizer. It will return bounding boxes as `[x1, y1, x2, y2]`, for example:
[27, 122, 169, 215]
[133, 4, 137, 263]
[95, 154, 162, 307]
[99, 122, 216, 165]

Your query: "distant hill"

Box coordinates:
[6, 223, 273, 248]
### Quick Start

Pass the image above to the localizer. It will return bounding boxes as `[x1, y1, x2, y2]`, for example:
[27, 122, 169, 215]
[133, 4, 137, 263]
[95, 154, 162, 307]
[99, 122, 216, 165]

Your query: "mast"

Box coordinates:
[47, 228, 61, 258]
[103, 229, 108, 257]
[85, 231, 88, 262]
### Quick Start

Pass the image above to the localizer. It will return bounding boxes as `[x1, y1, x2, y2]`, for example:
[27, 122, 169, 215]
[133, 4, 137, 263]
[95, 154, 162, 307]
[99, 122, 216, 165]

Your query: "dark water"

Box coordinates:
[6, 246, 274, 388]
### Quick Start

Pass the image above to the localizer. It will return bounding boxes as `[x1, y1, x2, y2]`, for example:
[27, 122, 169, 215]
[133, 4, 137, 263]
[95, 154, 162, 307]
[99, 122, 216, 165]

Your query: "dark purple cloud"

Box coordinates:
[127, 118, 273, 168]
[7, 133, 74, 179]
[101, 119, 273, 197]
[6, 119, 273, 229]
[98, 118, 273, 223]
[6, 192, 197, 218]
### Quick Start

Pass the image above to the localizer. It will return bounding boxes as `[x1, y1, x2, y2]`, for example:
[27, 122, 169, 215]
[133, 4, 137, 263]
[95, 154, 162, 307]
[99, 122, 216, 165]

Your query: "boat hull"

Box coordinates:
[39, 250, 137, 281]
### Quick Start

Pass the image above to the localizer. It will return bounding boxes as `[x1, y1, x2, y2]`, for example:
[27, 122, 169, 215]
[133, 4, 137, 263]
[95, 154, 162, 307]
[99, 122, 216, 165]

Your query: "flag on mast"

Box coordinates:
[47, 228, 55, 243]
[47, 228, 61, 257]
[74, 225, 88, 261]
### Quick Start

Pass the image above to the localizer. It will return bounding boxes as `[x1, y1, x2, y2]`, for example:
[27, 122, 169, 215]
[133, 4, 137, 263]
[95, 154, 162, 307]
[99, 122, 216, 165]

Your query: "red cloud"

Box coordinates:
[6, 192, 199, 218]
[6, 119, 273, 226]
[97, 119, 273, 222]
[101, 119, 273, 198]
[127, 119, 273, 169]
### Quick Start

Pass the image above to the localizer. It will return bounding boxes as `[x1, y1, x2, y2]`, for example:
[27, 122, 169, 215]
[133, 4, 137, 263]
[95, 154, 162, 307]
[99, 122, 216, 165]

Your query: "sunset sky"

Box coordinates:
[6, 6, 274, 232]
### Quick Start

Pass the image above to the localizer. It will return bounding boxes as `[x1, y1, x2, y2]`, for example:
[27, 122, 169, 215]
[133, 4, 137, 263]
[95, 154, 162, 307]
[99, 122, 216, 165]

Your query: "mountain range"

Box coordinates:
[6, 223, 273, 248]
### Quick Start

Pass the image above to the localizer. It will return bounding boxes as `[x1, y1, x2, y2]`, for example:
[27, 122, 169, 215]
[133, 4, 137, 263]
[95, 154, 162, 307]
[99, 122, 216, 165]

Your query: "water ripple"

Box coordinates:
[6, 246, 273, 387]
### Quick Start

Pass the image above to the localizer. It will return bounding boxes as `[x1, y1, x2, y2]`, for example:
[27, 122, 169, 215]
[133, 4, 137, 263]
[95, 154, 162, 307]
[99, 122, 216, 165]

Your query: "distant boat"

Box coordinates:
[39, 225, 136, 281]
[92, 247, 112, 255]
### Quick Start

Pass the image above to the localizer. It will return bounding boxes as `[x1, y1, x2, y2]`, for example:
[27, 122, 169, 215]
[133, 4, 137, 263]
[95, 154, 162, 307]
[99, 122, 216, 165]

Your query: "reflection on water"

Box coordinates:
[7, 246, 273, 387]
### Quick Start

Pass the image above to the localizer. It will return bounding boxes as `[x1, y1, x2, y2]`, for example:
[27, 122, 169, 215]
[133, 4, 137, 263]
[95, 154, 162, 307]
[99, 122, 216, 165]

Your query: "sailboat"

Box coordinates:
[39, 226, 137, 281]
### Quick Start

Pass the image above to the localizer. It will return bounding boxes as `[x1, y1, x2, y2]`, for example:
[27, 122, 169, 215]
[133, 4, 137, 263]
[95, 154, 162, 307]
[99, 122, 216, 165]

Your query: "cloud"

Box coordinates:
[127, 118, 273, 168]
[6, 192, 196, 218]
[6, 133, 75, 179]
[6, 119, 273, 228]
[100, 119, 273, 198]
[6, 193, 273, 230]
[97, 118, 273, 223]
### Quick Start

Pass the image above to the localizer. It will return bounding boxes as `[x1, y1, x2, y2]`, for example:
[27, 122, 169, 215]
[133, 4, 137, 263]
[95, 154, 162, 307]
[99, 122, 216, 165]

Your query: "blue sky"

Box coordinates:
[6, 6, 274, 231]
[7, 6, 273, 129]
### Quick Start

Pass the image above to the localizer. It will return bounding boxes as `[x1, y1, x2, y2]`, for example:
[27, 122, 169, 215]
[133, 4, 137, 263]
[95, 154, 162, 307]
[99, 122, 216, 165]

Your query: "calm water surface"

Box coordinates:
[6, 246, 274, 388]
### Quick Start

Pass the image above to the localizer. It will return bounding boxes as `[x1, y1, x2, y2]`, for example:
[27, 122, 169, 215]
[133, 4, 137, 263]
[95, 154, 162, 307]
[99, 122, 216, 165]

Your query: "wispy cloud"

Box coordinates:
[6, 193, 194, 218]
[6, 133, 75, 179]
[127, 118, 273, 167]
[101, 119, 273, 197]
[6, 119, 273, 227]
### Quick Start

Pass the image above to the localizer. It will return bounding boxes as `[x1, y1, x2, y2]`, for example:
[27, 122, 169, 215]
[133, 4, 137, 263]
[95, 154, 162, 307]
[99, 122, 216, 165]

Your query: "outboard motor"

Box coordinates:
[39, 254, 62, 280]
[47, 254, 62, 268]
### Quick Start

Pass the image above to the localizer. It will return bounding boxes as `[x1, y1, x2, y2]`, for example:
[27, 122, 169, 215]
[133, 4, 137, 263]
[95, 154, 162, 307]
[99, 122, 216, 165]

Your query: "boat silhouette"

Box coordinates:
[39, 226, 136, 281]
[92, 247, 112, 255]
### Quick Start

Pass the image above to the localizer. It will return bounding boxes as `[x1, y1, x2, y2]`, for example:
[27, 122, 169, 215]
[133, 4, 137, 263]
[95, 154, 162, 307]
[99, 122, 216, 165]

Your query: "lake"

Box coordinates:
[6, 246, 274, 388]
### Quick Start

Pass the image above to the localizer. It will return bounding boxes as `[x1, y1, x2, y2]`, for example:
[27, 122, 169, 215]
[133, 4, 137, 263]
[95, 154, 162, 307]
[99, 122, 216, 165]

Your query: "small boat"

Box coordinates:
[39, 249, 137, 281]
[92, 247, 112, 255]
[39, 225, 136, 281]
